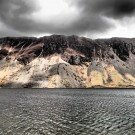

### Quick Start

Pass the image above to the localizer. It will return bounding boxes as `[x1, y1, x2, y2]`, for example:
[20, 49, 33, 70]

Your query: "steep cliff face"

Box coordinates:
[0, 35, 135, 88]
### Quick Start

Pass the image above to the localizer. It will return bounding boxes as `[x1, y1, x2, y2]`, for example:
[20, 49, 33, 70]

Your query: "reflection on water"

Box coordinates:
[0, 89, 135, 135]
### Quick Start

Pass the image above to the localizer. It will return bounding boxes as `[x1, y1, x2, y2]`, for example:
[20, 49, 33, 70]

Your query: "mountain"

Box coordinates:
[0, 35, 135, 88]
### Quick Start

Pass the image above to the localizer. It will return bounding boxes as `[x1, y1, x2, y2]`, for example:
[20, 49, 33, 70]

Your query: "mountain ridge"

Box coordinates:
[0, 34, 135, 88]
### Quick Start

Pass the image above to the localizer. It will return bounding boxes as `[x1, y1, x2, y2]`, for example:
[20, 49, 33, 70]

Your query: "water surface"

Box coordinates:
[0, 89, 135, 135]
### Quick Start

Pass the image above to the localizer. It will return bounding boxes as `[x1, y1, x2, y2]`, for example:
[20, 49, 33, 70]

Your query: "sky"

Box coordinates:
[0, 0, 135, 39]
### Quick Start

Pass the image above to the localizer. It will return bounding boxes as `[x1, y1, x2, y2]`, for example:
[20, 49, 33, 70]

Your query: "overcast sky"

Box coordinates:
[0, 0, 135, 38]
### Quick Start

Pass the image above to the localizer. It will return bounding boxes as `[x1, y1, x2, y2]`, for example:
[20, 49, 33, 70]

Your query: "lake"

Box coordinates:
[0, 89, 135, 135]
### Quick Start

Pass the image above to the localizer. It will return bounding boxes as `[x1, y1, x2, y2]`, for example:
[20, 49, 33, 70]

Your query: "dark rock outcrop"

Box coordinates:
[0, 35, 135, 60]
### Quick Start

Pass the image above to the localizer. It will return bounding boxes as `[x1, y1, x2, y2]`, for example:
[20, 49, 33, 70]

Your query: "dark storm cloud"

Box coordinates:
[0, 0, 38, 33]
[0, 0, 135, 37]
[79, 0, 135, 19]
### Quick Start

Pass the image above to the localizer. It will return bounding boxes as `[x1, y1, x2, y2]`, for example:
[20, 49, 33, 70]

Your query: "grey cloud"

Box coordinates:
[75, 0, 135, 19]
[0, 0, 134, 37]
[0, 0, 38, 32]
[97, 0, 135, 18]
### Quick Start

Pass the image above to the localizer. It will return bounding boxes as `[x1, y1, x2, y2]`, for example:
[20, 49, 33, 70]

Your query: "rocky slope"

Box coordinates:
[0, 35, 135, 88]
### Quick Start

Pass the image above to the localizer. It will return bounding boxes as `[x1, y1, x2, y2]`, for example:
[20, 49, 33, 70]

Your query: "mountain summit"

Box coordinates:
[0, 35, 135, 88]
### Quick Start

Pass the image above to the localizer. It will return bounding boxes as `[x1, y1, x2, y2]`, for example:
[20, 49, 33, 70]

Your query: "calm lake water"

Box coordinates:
[0, 89, 135, 135]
